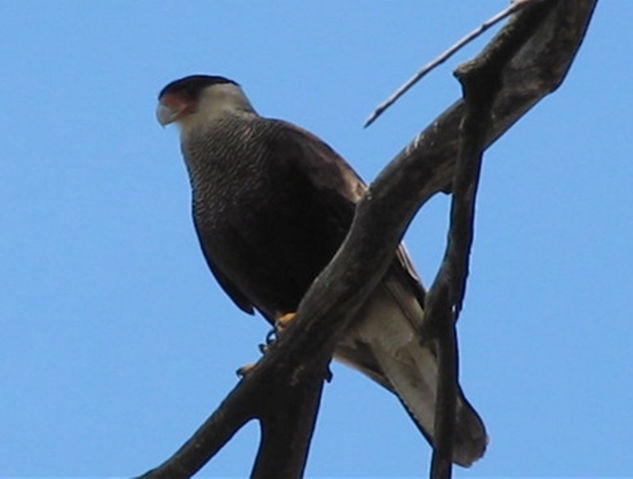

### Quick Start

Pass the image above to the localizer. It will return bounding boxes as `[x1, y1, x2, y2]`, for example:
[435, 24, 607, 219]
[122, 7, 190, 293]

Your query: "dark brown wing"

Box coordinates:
[275, 120, 426, 303]
[275, 121, 366, 204]
[193, 215, 255, 315]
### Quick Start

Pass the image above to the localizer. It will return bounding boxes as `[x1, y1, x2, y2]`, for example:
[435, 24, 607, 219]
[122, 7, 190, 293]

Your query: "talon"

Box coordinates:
[275, 311, 297, 333]
[325, 365, 333, 383]
[258, 343, 268, 354]
[265, 328, 277, 344]
[236, 362, 257, 377]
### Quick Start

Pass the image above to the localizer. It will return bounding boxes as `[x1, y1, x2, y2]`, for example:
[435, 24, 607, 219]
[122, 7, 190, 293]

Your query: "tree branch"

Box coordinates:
[138, 1, 597, 477]
[425, 2, 556, 474]
[251, 372, 325, 479]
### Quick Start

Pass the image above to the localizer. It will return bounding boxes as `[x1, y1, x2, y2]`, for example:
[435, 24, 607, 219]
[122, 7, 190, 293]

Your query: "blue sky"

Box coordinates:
[1, 1, 631, 477]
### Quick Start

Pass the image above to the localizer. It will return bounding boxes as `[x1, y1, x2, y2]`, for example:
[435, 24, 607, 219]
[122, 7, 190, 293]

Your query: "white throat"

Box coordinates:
[178, 83, 257, 136]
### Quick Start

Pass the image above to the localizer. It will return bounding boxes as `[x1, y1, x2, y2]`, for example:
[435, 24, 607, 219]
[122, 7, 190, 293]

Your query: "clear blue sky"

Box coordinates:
[2, 1, 631, 477]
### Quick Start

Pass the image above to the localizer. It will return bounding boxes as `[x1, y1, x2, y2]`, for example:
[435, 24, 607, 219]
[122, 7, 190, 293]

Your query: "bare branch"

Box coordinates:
[138, 2, 597, 478]
[137, 376, 255, 478]
[251, 374, 325, 479]
[425, 2, 553, 474]
[364, 0, 547, 128]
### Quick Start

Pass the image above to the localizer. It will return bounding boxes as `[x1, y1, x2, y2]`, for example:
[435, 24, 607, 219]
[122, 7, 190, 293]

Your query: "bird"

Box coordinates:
[156, 74, 487, 466]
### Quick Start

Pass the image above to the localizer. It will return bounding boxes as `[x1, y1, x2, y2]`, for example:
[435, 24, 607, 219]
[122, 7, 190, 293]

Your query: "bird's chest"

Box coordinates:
[185, 136, 295, 233]
[194, 156, 268, 219]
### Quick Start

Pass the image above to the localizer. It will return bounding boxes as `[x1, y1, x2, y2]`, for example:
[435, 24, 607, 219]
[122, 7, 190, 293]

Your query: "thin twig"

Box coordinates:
[363, 0, 545, 128]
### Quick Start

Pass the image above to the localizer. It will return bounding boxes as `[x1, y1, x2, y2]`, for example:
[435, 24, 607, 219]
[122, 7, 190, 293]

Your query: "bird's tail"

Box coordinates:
[334, 278, 487, 467]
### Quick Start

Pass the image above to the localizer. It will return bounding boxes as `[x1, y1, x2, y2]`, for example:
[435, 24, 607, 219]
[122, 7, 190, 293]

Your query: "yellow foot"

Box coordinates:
[236, 362, 257, 377]
[275, 312, 297, 333]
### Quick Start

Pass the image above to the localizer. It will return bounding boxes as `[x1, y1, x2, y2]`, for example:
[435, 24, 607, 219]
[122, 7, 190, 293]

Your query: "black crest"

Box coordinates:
[158, 75, 238, 100]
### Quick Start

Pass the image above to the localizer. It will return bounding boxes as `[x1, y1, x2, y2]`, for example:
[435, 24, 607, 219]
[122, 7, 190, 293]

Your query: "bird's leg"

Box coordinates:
[264, 311, 297, 344]
[276, 311, 333, 381]
[237, 313, 297, 377]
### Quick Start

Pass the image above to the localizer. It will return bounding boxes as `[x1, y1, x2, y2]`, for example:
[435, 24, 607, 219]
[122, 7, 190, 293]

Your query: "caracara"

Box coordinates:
[156, 74, 486, 466]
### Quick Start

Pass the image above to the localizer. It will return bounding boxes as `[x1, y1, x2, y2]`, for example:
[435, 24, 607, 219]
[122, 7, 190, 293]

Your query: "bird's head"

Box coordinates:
[156, 75, 255, 129]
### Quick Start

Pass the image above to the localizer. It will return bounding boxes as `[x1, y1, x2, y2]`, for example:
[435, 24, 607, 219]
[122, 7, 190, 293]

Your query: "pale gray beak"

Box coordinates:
[156, 103, 180, 126]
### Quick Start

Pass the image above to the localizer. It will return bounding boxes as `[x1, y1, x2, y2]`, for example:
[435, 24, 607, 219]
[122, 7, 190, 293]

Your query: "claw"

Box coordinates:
[265, 328, 277, 344]
[241, 312, 298, 377]
[325, 365, 333, 382]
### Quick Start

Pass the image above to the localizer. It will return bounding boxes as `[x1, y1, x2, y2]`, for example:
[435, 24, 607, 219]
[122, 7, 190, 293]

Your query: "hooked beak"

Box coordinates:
[156, 102, 181, 127]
